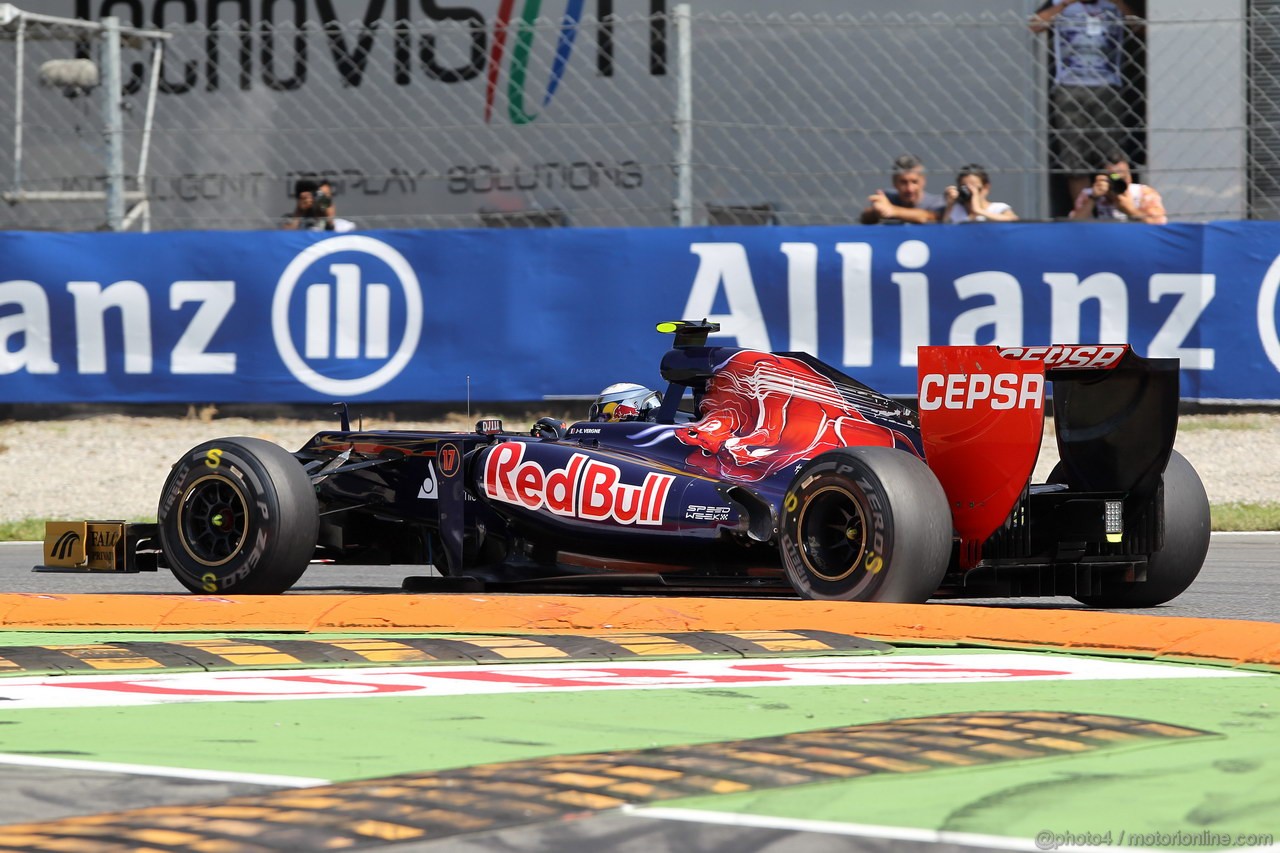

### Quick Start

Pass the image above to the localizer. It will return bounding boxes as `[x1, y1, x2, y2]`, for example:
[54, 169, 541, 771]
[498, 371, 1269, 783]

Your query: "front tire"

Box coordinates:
[158, 437, 318, 594]
[779, 447, 952, 602]
[1072, 450, 1209, 608]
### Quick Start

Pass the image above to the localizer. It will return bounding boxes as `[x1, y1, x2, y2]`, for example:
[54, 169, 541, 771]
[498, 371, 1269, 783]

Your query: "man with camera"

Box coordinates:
[1069, 151, 1166, 223]
[282, 177, 337, 231]
[942, 164, 1019, 223]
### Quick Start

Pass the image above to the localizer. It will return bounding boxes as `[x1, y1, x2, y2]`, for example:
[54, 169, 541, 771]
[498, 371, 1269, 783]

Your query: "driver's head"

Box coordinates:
[589, 383, 662, 422]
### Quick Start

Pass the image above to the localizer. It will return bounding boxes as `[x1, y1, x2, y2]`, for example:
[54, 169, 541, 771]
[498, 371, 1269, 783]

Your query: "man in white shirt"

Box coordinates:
[1069, 151, 1167, 223]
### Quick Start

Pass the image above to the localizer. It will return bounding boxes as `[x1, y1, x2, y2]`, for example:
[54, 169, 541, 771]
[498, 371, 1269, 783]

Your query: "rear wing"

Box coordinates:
[918, 345, 1179, 566]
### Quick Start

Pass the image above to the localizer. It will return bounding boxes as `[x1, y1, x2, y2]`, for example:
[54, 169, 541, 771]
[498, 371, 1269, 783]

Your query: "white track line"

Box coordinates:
[626, 808, 1171, 852]
[0, 753, 327, 787]
[0, 654, 1255, 711]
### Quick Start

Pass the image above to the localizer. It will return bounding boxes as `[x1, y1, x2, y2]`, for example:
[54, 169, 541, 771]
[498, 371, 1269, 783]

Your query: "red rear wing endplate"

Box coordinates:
[917, 344, 1135, 569]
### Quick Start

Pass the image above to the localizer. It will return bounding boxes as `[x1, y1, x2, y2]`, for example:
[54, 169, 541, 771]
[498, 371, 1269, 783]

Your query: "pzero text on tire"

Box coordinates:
[157, 436, 318, 594]
[779, 447, 952, 603]
[1073, 450, 1210, 608]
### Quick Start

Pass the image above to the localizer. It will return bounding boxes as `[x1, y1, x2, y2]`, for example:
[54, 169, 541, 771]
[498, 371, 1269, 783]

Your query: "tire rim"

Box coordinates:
[177, 474, 250, 568]
[797, 484, 868, 584]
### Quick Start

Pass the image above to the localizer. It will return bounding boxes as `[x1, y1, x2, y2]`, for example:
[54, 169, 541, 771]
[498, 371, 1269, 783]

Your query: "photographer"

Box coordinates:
[942, 164, 1019, 223]
[1069, 151, 1166, 223]
[282, 177, 337, 231]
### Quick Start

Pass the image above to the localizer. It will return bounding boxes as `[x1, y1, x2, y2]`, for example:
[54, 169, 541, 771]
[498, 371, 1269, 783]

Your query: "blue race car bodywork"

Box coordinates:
[39, 321, 1210, 606]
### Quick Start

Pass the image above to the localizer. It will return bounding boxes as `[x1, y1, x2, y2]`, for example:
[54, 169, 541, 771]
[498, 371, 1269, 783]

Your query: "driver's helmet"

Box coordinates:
[589, 383, 662, 422]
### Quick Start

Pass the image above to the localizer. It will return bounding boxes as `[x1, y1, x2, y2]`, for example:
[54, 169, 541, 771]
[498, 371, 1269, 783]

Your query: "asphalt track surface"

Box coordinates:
[2, 532, 1277, 622]
[0, 536, 1274, 852]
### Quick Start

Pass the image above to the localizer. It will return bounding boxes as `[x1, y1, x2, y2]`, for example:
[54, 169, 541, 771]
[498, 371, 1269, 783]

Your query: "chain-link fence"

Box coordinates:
[0, 4, 1270, 231]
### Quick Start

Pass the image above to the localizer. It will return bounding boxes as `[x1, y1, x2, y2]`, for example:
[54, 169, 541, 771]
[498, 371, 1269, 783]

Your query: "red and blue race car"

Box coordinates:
[41, 320, 1210, 605]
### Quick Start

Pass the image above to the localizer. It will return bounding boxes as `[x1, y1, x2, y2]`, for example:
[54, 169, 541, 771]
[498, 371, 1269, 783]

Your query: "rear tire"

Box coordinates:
[779, 447, 952, 603]
[158, 437, 318, 594]
[1072, 450, 1209, 608]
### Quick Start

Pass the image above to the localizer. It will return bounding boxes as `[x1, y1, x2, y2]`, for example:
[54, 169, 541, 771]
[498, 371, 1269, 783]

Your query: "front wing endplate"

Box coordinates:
[36, 521, 153, 573]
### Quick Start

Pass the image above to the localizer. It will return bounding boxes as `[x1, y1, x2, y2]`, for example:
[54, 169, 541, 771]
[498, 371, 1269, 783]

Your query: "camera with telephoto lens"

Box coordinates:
[313, 191, 331, 214]
[1106, 173, 1128, 195]
[956, 185, 973, 204]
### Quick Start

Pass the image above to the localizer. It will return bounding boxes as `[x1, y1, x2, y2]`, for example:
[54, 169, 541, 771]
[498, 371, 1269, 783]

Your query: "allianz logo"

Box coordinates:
[273, 236, 423, 395]
[6, 234, 1280, 385]
[0, 235, 423, 396]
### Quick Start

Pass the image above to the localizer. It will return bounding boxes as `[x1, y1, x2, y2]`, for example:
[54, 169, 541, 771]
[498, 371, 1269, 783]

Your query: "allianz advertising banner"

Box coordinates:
[0, 223, 1277, 404]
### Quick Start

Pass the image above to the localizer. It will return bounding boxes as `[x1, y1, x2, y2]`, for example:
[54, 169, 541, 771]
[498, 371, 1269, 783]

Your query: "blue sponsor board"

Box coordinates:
[0, 223, 1277, 403]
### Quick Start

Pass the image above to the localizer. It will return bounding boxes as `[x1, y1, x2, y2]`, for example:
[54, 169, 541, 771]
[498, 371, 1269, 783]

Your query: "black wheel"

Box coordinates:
[158, 437, 318, 594]
[1072, 450, 1209, 608]
[779, 447, 952, 602]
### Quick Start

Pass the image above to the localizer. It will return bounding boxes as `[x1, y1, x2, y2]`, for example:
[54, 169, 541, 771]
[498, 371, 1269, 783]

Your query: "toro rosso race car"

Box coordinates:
[39, 320, 1210, 606]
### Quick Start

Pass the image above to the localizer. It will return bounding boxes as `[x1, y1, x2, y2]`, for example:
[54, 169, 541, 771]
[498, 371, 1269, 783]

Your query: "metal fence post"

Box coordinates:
[102, 15, 125, 231]
[13, 10, 24, 192]
[673, 3, 693, 227]
[129, 39, 166, 233]
[1032, 26, 1050, 222]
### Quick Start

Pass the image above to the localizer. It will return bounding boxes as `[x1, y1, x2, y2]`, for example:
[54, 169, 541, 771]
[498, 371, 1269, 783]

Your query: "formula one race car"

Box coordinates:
[39, 320, 1210, 606]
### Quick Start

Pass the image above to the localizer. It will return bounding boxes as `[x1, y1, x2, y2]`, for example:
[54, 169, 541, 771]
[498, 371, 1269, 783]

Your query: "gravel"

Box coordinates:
[0, 411, 1276, 523]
